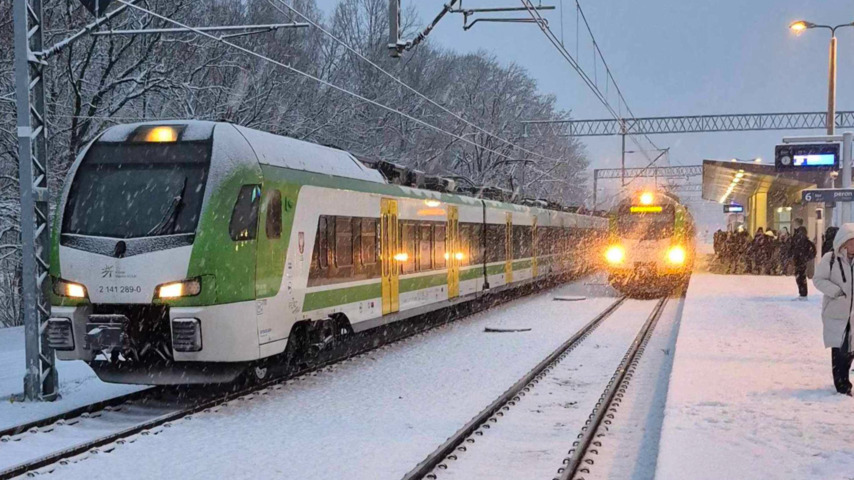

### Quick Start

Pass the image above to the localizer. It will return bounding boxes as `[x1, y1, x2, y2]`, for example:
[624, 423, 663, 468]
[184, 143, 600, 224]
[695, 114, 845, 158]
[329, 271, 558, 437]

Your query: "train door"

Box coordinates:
[381, 198, 400, 314]
[532, 216, 538, 277]
[447, 206, 460, 299]
[505, 212, 513, 283]
[255, 187, 286, 343]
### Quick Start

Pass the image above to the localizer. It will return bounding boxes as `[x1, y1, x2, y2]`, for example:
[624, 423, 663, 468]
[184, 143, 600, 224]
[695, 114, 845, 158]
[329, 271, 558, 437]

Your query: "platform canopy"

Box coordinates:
[701, 159, 823, 206]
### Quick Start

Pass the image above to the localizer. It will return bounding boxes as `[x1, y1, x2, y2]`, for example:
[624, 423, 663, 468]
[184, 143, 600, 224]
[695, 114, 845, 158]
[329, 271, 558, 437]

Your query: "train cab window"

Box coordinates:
[265, 190, 282, 239]
[335, 217, 354, 267]
[419, 224, 433, 271]
[361, 218, 378, 265]
[229, 185, 261, 241]
[434, 225, 446, 268]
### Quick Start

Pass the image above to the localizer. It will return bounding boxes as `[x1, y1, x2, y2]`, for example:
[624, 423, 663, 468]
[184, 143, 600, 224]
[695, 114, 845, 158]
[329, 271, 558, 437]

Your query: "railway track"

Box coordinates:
[555, 296, 668, 480]
[0, 276, 570, 480]
[401, 295, 669, 480]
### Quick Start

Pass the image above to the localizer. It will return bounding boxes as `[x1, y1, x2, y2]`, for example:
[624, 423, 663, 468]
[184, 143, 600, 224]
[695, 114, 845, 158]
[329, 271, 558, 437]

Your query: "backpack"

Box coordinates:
[823, 227, 839, 256]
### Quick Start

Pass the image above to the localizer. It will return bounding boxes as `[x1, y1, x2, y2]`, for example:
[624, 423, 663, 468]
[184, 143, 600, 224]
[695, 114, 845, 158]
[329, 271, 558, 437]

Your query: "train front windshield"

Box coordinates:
[616, 205, 674, 240]
[62, 142, 210, 239]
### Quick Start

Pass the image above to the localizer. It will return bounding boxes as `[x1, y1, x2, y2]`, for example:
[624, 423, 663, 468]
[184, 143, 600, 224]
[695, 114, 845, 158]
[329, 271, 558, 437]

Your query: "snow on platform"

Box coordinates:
[0, 326, 145, 431]
[656, 273, 854, 480]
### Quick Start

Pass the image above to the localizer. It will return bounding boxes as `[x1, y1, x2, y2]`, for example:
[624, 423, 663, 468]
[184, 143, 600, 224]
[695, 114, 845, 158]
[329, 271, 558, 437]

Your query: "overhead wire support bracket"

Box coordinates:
[90, 23, 309, 39]
[452, 3, 555, 31]
[388, 0, 554, 56]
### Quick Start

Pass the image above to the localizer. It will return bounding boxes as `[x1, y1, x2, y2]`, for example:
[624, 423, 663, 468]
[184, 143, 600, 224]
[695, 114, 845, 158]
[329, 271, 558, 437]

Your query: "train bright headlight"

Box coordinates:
[605, 245, 626, 264]
[667, 246, 686, 265]
[53, 279, 88, 299]
[156, 278, 201, 299]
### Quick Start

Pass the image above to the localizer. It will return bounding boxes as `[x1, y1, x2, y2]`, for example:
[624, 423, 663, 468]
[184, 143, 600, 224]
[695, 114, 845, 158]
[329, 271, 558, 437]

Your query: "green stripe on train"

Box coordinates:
[303, 282, 382, 312]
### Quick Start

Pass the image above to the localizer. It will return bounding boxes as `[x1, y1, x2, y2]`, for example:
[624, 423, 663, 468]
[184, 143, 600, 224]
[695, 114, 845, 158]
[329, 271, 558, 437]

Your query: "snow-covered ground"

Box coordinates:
[0, 326, 145, 431]
[42, 276, 623, 480]
[655, 274, 854, 480]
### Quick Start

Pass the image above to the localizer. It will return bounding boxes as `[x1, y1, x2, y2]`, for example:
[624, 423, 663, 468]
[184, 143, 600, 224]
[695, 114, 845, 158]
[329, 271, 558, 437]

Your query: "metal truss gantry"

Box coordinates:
[14, 0, 57, 400]
[592, 165, 702, 209]
[524, 111, 854, 137]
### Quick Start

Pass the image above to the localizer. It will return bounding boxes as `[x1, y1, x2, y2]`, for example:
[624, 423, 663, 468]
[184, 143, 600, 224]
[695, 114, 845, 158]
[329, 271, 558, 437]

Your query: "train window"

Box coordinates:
[434, 225, 446, 268]
[419, 224, 433, 271]
[470, 223, 483, 264]
[459, 224, 470, 266]
[401, 222, 417, 274]
[317, 216, 329, 269]
[485, 224, 505, 263]
[229, 185, 261, 241]
[265, 190, 282, 239]
[513, 225, 531, 258]
[361, 218, 378, 265]
[62, 142, 210, 239]
[335, 217, 354, 267]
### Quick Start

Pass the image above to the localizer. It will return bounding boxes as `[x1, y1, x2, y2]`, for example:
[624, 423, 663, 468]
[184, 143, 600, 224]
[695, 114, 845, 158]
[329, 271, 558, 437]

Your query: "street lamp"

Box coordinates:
[789, 19, 854, 135]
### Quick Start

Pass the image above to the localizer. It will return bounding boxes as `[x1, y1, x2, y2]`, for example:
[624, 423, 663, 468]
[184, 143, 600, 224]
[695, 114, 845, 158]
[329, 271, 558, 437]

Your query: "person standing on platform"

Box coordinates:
[791, 225, 816, 298]
[813, 223, 854, 395]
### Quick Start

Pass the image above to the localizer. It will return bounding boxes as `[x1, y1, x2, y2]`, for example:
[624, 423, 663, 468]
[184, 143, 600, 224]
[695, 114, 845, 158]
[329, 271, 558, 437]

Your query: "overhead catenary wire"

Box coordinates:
[114, 0, 559, 179]
[521, 1, 653, 157]
[522, 0, 668, 202]
[268, 0, 563, 166]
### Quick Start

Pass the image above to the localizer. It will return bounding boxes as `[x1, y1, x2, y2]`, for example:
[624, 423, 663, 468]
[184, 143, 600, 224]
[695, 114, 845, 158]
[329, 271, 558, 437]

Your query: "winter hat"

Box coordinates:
[832, 223, 854, 253]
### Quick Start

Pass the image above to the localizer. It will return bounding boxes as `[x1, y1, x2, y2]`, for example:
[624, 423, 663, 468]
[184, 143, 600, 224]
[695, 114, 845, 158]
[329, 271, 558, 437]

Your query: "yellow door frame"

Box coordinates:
[381, 198, 399, 314]
[447, 206, 460, 298]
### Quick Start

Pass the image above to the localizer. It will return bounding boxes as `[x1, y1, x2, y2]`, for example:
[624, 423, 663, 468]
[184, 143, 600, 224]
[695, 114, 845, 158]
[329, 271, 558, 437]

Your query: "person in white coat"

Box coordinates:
[813, 223, 854, 395]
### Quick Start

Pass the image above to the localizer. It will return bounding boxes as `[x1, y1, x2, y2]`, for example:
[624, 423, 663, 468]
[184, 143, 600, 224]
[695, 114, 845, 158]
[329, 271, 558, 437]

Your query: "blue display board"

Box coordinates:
[775, 143, 840, 171]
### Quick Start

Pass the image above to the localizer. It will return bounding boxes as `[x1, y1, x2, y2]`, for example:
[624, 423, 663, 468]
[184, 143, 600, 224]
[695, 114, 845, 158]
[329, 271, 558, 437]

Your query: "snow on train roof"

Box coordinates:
[96, 121, 385, 184]
[231, 125, 385, 184]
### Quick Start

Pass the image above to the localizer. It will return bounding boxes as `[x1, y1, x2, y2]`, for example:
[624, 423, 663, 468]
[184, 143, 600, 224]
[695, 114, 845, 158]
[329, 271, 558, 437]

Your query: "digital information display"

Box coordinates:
[775, 143, 840, 171]
[723, 204, 744, 213]
[793, 153, 836, 167]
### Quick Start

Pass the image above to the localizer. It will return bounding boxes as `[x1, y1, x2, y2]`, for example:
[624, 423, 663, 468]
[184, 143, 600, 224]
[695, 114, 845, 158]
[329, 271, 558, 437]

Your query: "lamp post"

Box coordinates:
[789, 20, 854, 135]
[790, 19, 854, 225]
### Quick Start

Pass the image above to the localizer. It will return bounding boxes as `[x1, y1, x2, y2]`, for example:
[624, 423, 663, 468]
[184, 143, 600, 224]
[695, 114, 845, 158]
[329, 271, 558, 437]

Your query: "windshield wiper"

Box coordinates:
[146, 177, 188, 236]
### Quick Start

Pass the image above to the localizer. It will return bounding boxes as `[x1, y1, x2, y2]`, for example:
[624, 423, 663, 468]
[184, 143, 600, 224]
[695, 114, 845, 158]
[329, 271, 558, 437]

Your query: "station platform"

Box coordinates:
[655, 273, 854, 479]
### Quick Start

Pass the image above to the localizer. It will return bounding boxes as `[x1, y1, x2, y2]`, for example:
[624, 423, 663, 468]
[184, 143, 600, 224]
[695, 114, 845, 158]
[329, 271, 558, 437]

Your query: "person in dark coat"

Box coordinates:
[746, 228, 765, 274]
[791, 225, 817, 298]
[779, 227, 792, 275]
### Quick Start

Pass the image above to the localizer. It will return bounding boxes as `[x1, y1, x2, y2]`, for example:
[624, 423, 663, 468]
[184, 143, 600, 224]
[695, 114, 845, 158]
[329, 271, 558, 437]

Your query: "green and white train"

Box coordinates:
[46, 121, 607, 385]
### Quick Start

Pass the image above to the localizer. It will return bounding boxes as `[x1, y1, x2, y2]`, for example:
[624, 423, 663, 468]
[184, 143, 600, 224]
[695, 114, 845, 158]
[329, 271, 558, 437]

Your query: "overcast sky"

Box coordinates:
[391, 0, 854, 228]
[317, 1, 854, 228]
[400, 0, 854, 166]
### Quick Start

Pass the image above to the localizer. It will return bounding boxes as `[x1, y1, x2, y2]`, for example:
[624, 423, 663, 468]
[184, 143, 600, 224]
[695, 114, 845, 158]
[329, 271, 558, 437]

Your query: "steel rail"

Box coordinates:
[401, 296, 627, 480]
[555, 296, 669, 480]
[0, 275, 575, 479]
[0, 387, 157, 439]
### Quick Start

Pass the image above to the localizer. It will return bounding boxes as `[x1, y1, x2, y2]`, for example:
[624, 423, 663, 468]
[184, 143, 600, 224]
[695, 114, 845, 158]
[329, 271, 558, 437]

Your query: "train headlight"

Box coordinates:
[667, 246, 686, 265]
[605, 245, 626, 264]
[156, 278, 201, 299]
[53, 278, 88, 299]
